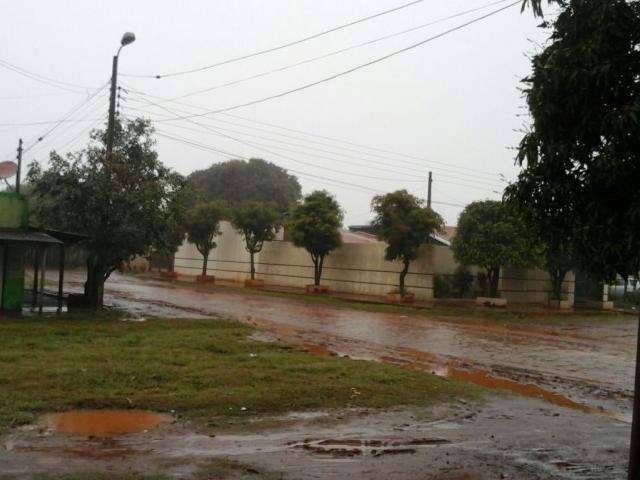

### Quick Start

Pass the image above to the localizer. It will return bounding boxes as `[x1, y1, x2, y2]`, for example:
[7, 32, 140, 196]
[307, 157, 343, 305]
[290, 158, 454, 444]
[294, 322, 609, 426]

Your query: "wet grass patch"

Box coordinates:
[0, 312, 480, 433]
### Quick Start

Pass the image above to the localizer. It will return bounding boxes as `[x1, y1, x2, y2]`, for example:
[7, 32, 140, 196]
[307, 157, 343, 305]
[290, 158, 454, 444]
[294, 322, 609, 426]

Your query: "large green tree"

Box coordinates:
[371, 190, 444, 296]
[514, 1, 640, 474]
[504, 166, 578, 301]
[231, 201, 281, 280]
[286, 191, 343, 286]
[27, 118, 186, 308]
[184, 201, 227, 277]
[189, 158, 301, 213]
[452, 200, 534, 297]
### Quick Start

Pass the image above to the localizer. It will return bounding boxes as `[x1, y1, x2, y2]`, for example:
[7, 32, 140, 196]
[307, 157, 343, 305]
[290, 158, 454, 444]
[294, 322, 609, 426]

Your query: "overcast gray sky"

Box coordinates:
[0, 0, 552, 226]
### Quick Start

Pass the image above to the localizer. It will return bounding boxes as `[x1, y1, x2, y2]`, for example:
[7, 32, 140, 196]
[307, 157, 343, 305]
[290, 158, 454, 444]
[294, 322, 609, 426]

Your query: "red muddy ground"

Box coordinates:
[3, 272, 633, 479]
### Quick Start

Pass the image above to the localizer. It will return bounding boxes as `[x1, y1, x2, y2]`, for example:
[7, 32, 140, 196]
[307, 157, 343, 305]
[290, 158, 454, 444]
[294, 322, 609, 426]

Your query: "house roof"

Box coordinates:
[0, 228, 63, 245]
[345, 226, 452, 247]
[340, 230, 380, 244]
[440, 226, 458, 242]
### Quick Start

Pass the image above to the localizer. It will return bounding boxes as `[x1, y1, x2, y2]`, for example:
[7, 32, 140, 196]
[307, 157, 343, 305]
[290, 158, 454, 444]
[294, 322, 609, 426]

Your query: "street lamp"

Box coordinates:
[106, 32, 136, 160]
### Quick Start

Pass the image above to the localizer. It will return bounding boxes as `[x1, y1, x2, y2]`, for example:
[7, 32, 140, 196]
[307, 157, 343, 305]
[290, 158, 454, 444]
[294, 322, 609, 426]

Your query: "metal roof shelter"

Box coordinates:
[0, 192, 84, 315]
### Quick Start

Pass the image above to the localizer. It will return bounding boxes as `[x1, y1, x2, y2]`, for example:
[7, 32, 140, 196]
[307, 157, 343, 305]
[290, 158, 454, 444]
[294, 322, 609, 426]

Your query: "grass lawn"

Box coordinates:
[0, 312, 479, 433]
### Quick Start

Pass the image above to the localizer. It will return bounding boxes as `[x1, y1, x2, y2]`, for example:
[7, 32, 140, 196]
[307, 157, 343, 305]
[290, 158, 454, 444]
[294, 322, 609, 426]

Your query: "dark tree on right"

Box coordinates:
[514, 1, 640, 475]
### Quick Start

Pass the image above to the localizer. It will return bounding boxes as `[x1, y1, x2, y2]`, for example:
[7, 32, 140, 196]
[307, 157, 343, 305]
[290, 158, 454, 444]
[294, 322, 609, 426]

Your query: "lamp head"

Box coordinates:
[120, 32, 136, 47]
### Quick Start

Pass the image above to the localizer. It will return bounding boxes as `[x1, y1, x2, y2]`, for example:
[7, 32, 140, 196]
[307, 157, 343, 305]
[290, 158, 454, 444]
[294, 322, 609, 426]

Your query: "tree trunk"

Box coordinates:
[550, 268, 567, 300]
[84, 258, 105, 310]
[250, 251, 255, 280]
[201, 251, 209, 277]
[313, 255, 324, 286]
[488, 267, 500, 298]
[399, 259, 410, 296]
[624, 275, 629, 295]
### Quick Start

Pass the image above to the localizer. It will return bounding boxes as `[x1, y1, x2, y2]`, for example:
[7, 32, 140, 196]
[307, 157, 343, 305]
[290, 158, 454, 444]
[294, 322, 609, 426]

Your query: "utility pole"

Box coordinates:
[105, 32, 136, 164]
[105, 55, 119, 162]
[427, 171, 433, 208]
[15, 138, 22, 194]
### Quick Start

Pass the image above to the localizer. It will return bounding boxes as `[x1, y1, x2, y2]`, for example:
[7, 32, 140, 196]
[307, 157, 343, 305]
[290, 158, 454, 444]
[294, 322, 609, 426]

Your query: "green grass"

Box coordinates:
[0, 312, 479, 433]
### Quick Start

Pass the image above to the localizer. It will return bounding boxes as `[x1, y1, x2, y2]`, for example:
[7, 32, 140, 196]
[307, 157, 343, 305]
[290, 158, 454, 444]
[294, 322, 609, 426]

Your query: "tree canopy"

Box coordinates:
[188, 158, 301, 213]
[27, 118, 185, 308]
[232, 201, 282, 280]
[286, 190, 343, 286]
[371, 190, 444, 295]
[452, 200, 533, 297]
[516, 0, 640, 283]
[185, 201, 228, 277]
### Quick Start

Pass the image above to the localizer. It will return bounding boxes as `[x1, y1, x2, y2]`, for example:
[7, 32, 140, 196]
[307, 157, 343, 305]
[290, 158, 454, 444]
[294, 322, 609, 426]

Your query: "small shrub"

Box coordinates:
[621, 291, 640, 308]
[476, 272, 488, 297]
[452, 267, 474, 298]
[433, 274, 452, 298]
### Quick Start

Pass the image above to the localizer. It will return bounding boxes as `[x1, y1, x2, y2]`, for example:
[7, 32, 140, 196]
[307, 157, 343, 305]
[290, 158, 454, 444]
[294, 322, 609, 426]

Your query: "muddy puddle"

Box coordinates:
[39, 410, 172, 437]
[288, 437, 451, 459]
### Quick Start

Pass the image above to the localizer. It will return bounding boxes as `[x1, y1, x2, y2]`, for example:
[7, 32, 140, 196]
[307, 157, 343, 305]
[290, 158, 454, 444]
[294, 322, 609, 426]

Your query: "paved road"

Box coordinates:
[89, 273, 637, 423]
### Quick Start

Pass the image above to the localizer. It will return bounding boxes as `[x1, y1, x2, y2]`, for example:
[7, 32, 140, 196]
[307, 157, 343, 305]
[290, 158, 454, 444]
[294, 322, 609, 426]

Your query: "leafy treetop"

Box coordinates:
[371, 190, 444, 263]
[189, 158, 301, 213]
[286, 190, 343, 285]
[452, 200, 534, 296]
[185, 201, 228, 260]
[232, 201, 282, 279]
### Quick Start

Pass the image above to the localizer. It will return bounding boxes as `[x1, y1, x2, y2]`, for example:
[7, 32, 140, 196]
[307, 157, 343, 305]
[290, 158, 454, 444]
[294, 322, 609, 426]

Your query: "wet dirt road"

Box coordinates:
[4, 272, 635, 479]
[94, 273, 637, 423]
[1, 396, 631, 479]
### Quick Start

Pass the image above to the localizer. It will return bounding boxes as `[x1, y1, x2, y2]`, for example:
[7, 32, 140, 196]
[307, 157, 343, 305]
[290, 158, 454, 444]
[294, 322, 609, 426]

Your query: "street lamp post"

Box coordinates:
[106, 32, 135, 162]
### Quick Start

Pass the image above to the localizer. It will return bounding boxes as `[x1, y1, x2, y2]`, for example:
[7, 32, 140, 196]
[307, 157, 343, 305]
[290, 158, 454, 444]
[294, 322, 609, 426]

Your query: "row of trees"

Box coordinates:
[184, 189, 444, 296]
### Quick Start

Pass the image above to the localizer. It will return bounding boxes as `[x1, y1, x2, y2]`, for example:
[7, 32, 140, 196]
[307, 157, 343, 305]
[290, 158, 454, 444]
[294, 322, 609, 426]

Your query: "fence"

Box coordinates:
[174, 221, 575, 303]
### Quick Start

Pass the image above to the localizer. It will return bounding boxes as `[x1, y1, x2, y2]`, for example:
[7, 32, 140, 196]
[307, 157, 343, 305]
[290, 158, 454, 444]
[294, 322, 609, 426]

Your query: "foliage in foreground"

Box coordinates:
[0, 314, 477, 432]
[513, 0, 640, 285]
[27, 119, 187, 308]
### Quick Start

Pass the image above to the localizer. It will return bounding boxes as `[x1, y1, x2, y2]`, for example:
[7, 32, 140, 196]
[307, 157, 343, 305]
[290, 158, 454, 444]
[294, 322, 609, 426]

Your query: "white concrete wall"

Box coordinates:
[174, 221, 576, 303]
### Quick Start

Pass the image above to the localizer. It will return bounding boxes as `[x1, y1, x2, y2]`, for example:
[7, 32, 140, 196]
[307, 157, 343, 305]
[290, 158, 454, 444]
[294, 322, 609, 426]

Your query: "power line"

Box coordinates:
[22, 81, 109, 154]
[156, 128, 468, 208]
[124, 86, 505, 182]
[0, 58, 95, 93]
[151, 1, 520, 122]
[0, 117, 104, 127]
[125, 96, 499, 192]
[121, 0, 426, 79]
[155, 129, 385, 194]
[0, 91, 83, 101]
[169, 0, 512, 100]
[134, 104, 500, 193]
[55, 114, 108, 153]
[220, 112, 504, 179]
[27, 97, 109, 158]
[125, 89, 504, 187]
